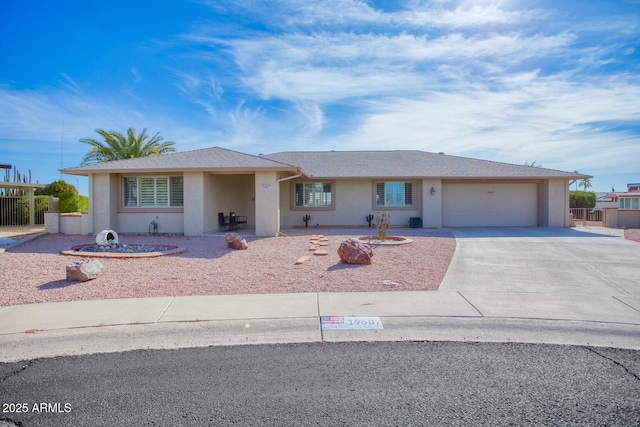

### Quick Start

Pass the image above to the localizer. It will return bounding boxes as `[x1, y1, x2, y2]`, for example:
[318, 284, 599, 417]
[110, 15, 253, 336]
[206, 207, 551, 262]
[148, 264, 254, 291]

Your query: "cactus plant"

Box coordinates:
[375, 211, 390, 241]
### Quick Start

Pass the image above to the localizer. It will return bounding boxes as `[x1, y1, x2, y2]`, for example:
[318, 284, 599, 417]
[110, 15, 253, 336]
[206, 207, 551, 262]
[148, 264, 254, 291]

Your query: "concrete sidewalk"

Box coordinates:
[1, 289, 640, 362]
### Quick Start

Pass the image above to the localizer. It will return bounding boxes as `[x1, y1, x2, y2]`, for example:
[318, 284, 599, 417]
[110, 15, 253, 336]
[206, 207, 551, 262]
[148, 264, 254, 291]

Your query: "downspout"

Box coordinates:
[277, 170, 304, 182]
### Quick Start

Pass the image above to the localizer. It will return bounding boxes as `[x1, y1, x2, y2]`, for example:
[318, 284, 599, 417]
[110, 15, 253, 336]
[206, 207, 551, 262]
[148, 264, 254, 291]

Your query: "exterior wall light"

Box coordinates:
[430, 187, 436, 196]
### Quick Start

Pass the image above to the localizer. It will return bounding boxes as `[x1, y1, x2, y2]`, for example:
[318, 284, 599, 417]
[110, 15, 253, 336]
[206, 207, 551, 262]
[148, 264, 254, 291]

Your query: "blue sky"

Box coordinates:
[1, 0, 638, 195]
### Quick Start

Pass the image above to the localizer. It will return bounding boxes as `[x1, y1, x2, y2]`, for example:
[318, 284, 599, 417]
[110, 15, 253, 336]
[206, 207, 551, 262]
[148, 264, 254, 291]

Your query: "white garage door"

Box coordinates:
[442, 182, 538, 227]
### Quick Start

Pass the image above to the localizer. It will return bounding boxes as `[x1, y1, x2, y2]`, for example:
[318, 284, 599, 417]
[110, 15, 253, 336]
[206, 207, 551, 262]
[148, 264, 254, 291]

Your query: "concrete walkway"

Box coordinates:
[1, 227, 639, 362]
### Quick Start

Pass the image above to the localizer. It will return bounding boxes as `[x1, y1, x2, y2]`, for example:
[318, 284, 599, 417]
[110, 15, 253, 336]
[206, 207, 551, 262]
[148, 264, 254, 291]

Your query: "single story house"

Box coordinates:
[60, 147, 589, 236]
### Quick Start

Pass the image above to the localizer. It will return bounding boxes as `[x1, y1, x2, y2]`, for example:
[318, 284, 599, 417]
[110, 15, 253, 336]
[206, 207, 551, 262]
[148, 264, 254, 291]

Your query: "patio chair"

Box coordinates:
[218, 212, 232, 231]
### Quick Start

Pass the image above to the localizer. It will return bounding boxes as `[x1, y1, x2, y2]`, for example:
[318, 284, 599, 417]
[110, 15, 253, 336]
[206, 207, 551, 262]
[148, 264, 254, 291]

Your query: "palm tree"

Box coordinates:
[80, 128, 176, 165]
[579, 178, 592, 191]
[569, 170, 580, 190]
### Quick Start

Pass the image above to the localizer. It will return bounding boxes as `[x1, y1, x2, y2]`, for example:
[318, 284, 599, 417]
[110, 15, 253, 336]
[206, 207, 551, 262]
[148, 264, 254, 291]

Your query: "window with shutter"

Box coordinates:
[122, 176, 184, 208]
[294, 182, 333, 208]
[376, 182, 414, 207]
[170, 177, 184, 207]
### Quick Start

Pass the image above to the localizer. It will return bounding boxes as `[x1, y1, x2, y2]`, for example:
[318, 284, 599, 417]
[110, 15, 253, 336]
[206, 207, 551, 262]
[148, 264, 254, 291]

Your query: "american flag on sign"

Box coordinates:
[320, 316, 344, 324]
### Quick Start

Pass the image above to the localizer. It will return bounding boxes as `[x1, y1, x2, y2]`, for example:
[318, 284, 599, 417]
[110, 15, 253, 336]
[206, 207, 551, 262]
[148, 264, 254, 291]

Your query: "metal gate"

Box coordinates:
[0, 196, 47, 226]
[569, 208, 603, 227]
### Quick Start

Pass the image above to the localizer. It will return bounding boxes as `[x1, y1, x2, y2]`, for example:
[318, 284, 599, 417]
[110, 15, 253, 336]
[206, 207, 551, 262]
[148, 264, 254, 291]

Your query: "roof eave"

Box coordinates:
[61, 165, 301, 176]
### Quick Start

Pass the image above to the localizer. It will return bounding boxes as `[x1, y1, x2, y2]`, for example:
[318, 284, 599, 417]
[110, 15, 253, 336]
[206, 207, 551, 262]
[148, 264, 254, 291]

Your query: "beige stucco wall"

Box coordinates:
[114, 212, 184, 234]
[44, 213, 93, 235]
[90, 173, 116, 233]
[279, 179, 422, 228]
[44, 212, 59, 234]
[89, 173, 188, 235]
[544, 179, 570, 227]
[255, 171, 279, 236]
[184, 172, 205, 236]
[606, 209, 640, 228]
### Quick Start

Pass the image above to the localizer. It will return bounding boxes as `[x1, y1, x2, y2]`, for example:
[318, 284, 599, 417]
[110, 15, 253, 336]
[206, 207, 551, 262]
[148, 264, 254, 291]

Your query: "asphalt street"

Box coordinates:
[1, 341, 639, 426]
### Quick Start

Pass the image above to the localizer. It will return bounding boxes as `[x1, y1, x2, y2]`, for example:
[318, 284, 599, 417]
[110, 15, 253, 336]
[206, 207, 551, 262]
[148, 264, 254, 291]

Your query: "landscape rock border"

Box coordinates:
[354, 236, 414, 245]
[61, 244, 186, 258]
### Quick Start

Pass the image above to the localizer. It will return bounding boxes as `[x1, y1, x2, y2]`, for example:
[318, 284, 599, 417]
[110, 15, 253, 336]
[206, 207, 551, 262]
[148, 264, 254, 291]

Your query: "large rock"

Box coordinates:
[226, 233, 248, 250]
[66, 259, 103, 282]
[338, 239, 373, 265]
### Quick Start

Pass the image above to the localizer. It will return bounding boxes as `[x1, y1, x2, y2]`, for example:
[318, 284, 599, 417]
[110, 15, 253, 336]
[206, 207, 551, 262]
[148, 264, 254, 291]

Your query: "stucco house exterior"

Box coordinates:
[605, 183, 640, 228]
[60, 147, 588, 236]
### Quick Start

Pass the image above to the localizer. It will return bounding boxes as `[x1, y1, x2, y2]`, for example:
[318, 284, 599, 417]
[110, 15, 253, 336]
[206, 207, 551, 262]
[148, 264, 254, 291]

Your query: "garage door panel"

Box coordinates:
[443, 183, 538, 227]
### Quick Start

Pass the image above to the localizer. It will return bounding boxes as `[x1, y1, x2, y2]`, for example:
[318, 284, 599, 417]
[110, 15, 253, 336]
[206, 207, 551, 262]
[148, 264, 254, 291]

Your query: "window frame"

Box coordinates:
[290, 180, 335, 211]
[373, 181, 416, 209]
[120, 175, 184, 212]
[619, 197, 640, 210]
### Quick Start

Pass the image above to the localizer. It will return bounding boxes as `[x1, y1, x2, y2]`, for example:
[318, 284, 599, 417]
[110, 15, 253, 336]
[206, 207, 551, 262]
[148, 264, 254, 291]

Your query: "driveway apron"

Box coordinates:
[440, 227, 638, 296]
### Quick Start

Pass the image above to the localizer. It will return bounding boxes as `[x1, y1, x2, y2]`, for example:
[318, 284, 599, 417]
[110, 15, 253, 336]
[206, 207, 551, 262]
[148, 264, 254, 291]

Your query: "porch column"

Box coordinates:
[255, 171, 279, 237]
[91, 173, 115, 233]
[542, 179, 570, 227]
[183, 172, 205, 236]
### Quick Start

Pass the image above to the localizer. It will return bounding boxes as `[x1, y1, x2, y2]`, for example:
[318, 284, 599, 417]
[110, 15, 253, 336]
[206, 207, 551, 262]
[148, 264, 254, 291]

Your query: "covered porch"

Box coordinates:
[185, 169, 300, 237]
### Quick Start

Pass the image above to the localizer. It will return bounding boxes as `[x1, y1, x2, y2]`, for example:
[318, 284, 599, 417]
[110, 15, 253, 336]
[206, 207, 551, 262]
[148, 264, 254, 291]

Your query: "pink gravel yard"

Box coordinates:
[0, 232, 455, 306]
[625, 228, 640, 243]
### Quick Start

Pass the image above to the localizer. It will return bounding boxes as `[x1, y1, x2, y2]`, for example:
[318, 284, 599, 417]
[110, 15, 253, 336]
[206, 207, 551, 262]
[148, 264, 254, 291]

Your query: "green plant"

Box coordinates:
[35, 180, 77, 196]
[78, 195, 88, 212]
[570, 191, 596, 209]
[375, 211, 390, 241]
[59, 192, 89, 213]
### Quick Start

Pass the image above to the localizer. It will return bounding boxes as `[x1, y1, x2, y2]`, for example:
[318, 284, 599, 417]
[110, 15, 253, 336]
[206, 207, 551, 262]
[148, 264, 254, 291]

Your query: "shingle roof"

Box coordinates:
[61, 147, 299, 175]
[264, 150, 589, 179]
[62, 146, 589, 180]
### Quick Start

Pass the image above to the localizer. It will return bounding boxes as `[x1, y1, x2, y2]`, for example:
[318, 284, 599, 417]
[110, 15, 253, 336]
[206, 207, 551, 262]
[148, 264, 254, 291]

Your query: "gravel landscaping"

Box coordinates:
[624, 228, 640, 243]
[0, 231, 455, 306]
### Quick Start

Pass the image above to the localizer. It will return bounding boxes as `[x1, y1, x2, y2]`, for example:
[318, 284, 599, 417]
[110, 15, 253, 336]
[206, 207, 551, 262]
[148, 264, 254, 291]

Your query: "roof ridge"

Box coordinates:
[214, 146, 300, 168]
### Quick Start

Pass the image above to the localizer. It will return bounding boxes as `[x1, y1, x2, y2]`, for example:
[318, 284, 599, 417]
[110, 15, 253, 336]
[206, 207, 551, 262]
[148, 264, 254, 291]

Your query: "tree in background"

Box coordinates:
[578, 178, 592, 191]
[80, 128, 176, 165]
[569, 191, 596, 208]
[35, 180, 77, 196]
[569, 170, 580, 191]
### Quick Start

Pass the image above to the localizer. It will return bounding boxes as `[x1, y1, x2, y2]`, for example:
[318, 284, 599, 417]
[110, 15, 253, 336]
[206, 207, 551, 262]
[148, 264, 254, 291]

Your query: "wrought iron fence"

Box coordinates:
[0, 196, 48, 226]
[569, 208, 603, 227]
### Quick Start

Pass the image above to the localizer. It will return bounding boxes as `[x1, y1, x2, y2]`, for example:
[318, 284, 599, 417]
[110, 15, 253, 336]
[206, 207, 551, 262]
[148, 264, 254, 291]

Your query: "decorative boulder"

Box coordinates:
[226, 233, 248, 250]
[338, 239, 373, 265]
[66, 259, 103, 282]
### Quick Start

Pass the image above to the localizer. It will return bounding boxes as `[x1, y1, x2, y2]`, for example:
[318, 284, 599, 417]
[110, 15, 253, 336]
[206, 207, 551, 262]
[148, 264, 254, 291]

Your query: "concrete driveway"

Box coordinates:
[439, 227, 640, 325]
[440, 227, 639, 296]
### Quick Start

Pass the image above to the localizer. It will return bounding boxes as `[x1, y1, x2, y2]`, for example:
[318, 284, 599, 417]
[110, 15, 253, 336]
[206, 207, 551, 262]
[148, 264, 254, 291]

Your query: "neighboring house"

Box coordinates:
[60, 147, 588, 236]
[618, 183, 640, 210]
[604, 183, 640, 229]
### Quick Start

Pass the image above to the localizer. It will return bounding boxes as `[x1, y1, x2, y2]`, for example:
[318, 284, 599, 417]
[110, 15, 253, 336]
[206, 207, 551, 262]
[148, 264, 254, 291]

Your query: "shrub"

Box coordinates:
[78, 195, 88, 212]
[35, 180, 78, 197]
[59, 192, 88, 213]
[570, 191, 596, 209]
